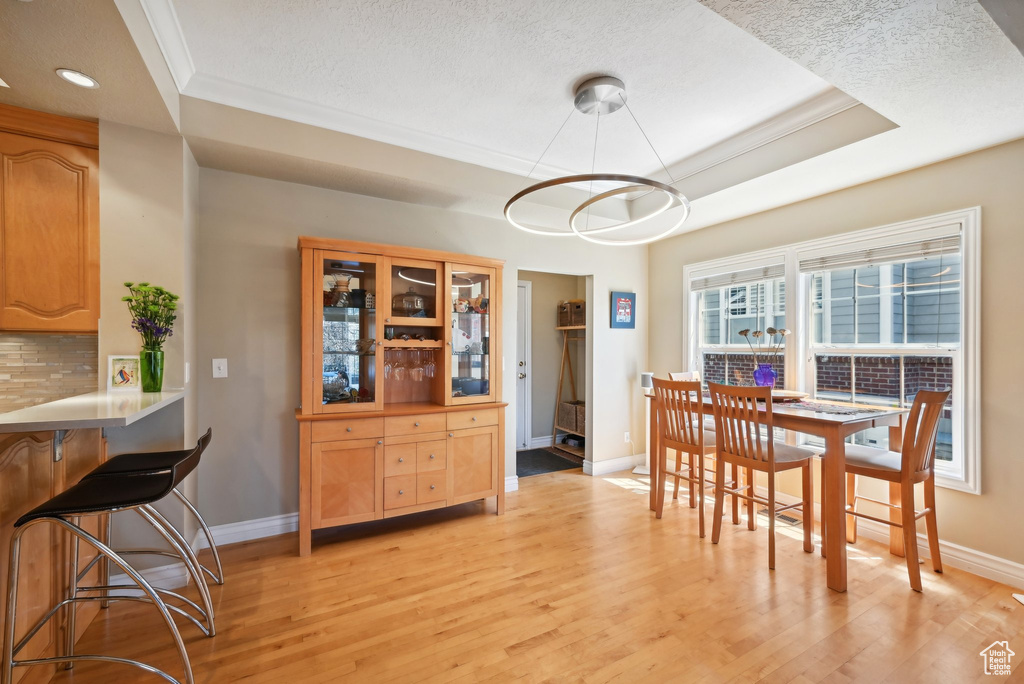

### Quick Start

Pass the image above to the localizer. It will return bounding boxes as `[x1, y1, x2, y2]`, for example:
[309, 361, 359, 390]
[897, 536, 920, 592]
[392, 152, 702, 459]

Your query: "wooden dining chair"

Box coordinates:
[665, 371, 742, 525]
[652, 378, 714, 537]
[844, 388, 950, 592]
[708, 383, 818, 569]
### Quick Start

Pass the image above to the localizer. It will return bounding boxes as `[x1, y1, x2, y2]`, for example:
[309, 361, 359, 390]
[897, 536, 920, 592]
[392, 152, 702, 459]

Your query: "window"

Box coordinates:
[683, 209, 980, 493]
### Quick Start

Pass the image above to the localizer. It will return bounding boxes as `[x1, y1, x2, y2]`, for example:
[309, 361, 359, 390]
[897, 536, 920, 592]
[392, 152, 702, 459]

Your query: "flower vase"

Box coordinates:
[753, 363, 777, 388]
[140, 349, 165, 392]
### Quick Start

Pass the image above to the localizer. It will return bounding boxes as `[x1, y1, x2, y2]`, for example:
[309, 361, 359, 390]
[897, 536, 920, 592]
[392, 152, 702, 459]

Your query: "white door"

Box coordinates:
[515, 281, 532, 450]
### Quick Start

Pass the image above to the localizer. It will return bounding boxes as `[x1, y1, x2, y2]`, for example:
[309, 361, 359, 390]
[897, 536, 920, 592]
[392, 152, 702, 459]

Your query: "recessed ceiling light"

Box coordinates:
[55, 68, 99, 89]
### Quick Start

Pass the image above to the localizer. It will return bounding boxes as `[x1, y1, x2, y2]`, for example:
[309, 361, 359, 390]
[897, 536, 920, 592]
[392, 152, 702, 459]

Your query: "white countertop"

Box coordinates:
[0, 389, 187, 433]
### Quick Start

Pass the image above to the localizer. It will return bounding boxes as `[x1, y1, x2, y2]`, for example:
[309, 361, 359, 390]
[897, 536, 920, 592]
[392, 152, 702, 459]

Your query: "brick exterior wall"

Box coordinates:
[702, 353, 785, 387]
[0, 334, 98, 413]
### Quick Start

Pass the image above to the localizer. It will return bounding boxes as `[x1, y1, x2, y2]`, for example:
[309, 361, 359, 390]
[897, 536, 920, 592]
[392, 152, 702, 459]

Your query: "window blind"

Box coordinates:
[689, 263, 785, 292]
[798, 231, 960, 273]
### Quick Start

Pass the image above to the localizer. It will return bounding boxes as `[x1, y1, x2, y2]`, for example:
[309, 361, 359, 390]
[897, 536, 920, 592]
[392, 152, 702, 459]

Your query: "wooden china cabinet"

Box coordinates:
[295, 237, 505, 555]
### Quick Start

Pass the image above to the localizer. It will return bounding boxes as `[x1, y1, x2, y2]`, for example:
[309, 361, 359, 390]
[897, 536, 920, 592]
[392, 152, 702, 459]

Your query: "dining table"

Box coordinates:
[647, 392, 908, 593]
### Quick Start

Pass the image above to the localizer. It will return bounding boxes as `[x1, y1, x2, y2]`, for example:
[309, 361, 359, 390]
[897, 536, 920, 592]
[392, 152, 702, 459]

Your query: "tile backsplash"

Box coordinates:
[0, 334, 98, 414]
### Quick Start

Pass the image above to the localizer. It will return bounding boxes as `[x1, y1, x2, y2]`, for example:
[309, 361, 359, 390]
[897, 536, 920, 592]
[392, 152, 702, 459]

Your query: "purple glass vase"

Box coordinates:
[753, 363, 777, 388]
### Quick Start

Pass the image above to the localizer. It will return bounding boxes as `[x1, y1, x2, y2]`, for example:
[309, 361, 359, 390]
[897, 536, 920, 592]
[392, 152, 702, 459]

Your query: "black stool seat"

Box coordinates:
[85, 428, 211, 481]
[16, 471, 177, 527]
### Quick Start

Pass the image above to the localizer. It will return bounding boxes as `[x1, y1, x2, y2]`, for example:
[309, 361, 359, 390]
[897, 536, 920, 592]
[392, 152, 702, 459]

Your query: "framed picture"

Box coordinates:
[108, 355, 141, 391]
[610, 291, 636, 329]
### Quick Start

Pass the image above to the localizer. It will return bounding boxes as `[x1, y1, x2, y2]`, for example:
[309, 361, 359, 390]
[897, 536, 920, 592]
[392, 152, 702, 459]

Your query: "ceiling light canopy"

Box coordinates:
[55, 68, 99, 89]
[504, 76, 690, 246]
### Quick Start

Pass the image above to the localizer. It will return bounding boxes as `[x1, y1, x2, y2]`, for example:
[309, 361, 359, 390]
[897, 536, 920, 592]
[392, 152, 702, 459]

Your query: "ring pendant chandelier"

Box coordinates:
[504, 76, 691, 246]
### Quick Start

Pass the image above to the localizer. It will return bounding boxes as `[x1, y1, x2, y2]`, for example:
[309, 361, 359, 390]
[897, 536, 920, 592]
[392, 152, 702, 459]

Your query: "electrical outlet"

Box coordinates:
[624, 431, 630, 443]
[212, 358, 228, 378]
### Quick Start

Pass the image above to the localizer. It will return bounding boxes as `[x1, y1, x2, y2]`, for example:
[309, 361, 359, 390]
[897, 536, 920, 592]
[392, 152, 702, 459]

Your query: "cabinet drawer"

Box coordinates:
[385, 413, 447, 437]
[384, 475, 417, 510]
[447, 408, 500, 431]
[311, 418, 384, 443]
[416, 440, 447, 472]
[417, 472, 447, 504]
[384, 443, 417, 477]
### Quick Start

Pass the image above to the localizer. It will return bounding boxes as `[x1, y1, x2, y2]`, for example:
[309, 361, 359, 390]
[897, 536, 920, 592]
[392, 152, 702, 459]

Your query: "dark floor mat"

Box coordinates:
[516, 448, 582, 478]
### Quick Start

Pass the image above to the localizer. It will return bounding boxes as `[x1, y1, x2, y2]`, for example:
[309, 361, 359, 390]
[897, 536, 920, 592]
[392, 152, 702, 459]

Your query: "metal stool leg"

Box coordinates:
[173, 488, 224, 585]
[64, 516, 81, 670]
[136, 507, 216, 637]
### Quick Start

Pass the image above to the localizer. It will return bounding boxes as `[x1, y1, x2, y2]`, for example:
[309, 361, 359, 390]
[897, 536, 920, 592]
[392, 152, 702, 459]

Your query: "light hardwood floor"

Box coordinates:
[51, 469, 1023, 683]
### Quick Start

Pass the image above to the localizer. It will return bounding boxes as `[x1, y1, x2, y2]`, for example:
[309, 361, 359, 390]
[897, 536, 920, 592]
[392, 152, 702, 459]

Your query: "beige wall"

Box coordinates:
[196, 168, 648, 526]
[518, 270, 585, 442]
[98, 121, 198, 550]
[649, 138, 1024, 565]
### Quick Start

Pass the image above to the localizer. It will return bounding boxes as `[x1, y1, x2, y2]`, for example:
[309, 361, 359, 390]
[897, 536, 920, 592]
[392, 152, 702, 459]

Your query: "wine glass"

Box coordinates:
[383, 350, 394, 379]
[393, 350, 407, 381]
[410, 350, 425, 382]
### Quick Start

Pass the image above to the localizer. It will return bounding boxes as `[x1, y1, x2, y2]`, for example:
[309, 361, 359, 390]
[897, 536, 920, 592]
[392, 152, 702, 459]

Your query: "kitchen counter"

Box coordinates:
[0, 389, 186, 433]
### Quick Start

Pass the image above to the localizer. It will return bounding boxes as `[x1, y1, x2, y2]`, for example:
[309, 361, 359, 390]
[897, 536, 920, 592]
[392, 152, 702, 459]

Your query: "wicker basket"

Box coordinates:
[557, 303, 572, 327]
[569, 301, 586, 326]
[575, 403, 586, 434]
[557, 401, 583, 432]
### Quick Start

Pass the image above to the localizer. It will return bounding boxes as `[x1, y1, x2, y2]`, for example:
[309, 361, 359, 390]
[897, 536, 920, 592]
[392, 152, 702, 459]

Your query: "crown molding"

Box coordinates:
[183, 72, 579, 180]
[139, 0, 195, 91]
[667, 87, 862, 182]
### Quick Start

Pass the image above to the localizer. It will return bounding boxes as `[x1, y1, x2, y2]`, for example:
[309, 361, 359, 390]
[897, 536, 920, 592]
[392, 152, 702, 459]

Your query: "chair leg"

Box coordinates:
[731, 464, 740, 525]
[846, 473, 858, 544]
[900, 482, 923, 592]
[712, 457, 725, 544]
[802, 463, 813, 553]
[746, 467, 756, 531]
[64, 516, 81, 669]
[655, 444, 667, 520]
[138, 506, 216, 637]
[923, 477, 943, 574]
[673, 450, 681, 501]
[688, 453, 697, 508]
[696, 455, 705, 539]
[767, 475, 776, 570]
[173, 488, 224, 585]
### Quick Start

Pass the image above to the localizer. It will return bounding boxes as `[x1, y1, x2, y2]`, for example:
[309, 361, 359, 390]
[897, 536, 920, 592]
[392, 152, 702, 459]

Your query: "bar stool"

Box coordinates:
[2, 466, 202, 683]
[86, 428, 223, 587]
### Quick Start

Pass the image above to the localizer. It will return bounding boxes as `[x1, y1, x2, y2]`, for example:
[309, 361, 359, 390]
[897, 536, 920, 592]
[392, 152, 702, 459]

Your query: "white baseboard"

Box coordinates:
[108, 563, 191, 594]
[584, 453, 644, 477]
[192, 512, 298, 550]
[755, 486, 1024, 590]
[528, 435, 554, 449]
[505, 475, 519, 492]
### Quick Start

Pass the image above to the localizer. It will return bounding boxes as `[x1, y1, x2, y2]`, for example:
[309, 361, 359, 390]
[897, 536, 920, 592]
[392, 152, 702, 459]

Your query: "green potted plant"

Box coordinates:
[122, 282, 178, 392]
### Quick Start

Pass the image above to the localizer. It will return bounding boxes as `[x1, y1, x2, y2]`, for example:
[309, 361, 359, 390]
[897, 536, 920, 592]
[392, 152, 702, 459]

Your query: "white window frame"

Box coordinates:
[682, 207, 981, 494]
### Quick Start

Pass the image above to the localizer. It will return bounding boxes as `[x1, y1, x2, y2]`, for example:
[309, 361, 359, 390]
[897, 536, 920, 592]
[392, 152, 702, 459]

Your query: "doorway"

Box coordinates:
[516, 270, 587, 478]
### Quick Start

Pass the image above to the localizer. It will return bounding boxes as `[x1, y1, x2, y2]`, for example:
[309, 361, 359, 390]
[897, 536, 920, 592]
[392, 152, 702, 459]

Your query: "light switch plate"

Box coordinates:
[185, 362, 190, 384]
[212, 358, 228, 378]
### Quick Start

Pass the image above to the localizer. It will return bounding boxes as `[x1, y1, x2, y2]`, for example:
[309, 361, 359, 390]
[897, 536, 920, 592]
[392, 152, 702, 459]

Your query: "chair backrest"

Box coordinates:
[172, 427, 213, 486]
[652, 378, 704, 450]
[669, 370, 700, 383]
[901, 389, 950, 476]
[707, 382, 775, 466]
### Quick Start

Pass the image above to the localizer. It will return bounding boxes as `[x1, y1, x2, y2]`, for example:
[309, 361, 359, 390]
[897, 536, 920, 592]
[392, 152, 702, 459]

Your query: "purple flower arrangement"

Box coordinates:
[122, 282, 179, 351]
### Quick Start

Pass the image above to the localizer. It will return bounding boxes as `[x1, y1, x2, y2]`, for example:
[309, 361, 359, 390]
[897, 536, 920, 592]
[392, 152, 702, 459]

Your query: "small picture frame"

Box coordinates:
[108, 355, 141, 391]
[610, 291, 636, 329]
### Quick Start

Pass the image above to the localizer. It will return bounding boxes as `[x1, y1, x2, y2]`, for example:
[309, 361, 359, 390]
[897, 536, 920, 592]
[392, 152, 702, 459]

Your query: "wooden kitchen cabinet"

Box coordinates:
[0, 105, 99, 333]
[0, 428, 104, 684]
[297, 238, 506, 556]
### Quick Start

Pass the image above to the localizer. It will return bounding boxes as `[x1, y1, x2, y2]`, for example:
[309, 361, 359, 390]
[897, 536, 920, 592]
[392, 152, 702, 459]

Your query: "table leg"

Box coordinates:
[888, 423, 905, 556]
[649, 400, 659, 512]
[822, 426, 848, 592]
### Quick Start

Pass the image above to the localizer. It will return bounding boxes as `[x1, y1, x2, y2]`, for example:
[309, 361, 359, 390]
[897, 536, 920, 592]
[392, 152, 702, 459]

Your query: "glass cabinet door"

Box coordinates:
[315, 250, 383, 413]
[384, 258, 443, 327]
[447, 263, 496, 404]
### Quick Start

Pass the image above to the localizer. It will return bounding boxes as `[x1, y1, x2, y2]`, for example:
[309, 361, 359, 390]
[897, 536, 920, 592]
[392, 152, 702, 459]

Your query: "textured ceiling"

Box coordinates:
[0, 0, 175, 133]
[169, 0, 834, 178]
[684, 0, 1024, 230]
